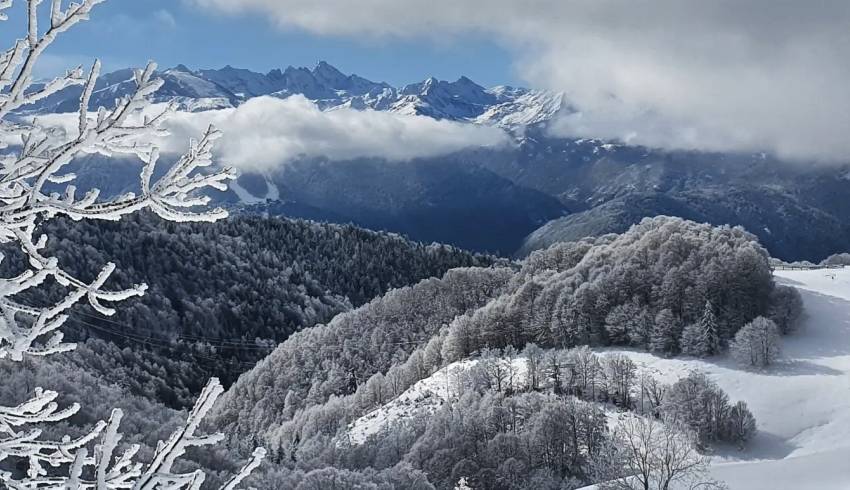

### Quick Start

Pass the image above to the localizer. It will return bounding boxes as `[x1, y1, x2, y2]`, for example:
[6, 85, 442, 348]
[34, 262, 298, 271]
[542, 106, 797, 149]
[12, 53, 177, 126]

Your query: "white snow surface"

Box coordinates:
[346, 358, 528, 445]
[610, 268, 850, 489]
[228, 175, 280, 204]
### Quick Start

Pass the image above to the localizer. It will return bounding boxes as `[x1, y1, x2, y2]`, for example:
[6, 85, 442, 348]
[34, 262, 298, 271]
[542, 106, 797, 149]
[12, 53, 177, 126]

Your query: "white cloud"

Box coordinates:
[153, 10, 178, 30]
[192, 0, 850, 162]
[160, 96, 508, 171]
[34, 96, 507, 171]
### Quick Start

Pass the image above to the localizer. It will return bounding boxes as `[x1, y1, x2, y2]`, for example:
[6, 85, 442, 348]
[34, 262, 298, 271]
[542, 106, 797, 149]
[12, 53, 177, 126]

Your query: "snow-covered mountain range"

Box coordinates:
[34, 61, 850, 262]
[28, 61, 566, 129]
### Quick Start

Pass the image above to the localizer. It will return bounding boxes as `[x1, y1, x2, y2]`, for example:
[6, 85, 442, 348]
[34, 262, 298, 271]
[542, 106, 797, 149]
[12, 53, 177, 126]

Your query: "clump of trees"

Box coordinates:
[213, 217, 779, 488]
[820, 253, 850, 267]
[210, 266, 514, 448]
[0, 212, 495, 407]
[237, 342, 753, 489]
[730, 316, 781, 367]
[442, 217, 802, 362]
[662, 371, 757, 448]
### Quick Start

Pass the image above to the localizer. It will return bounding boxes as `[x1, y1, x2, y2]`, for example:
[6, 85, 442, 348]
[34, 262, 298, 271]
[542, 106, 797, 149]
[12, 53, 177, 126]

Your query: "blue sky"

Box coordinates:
[0, 0, 520, 87]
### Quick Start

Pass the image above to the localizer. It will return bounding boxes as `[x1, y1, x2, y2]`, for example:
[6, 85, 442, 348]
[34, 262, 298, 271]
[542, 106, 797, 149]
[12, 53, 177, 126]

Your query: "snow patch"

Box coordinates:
[346, 358, 528, 445]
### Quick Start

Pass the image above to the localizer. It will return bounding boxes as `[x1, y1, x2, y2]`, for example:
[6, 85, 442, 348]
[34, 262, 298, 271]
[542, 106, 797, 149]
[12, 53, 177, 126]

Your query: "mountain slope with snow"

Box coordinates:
[25, 61, 564, 127]
[27, 61, 850, 262]
[603, 268, 850, 489]
[344, 267, 850, 489]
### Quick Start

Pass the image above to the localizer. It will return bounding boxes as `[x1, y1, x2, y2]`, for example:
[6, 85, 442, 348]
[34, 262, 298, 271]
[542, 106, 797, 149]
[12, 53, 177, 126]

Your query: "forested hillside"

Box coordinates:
[0, 213, 495, 407]
[207, 216, 798, 488]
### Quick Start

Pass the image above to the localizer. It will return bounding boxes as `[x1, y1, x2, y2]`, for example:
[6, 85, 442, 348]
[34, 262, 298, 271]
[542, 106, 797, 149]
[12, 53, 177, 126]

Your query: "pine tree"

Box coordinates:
[700, 300, 721, 355]
[678, 301, 721, 357]
[680, 302, 721, 358]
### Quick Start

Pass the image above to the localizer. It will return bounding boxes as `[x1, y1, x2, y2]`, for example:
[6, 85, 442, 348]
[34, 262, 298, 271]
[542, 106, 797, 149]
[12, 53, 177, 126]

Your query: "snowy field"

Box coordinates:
[614, 268, 850, 489]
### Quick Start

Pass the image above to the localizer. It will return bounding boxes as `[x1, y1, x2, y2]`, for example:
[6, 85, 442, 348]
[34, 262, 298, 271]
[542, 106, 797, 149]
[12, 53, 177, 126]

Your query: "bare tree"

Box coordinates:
[595, 415, 726, 490]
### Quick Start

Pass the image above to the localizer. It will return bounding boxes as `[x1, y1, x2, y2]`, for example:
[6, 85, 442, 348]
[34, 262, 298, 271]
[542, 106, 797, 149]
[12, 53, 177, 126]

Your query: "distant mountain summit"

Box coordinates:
[25, 61, 566, 129]
[27, 61, 850, 262]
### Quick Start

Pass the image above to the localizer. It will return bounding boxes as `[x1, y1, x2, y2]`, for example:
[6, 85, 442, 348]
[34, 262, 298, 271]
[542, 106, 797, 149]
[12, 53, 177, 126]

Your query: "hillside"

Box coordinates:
[210, 217, 796, 488]
[617, 268, 850, 489]
[0, 213, 495, 408]
[327, 267, 850, 489]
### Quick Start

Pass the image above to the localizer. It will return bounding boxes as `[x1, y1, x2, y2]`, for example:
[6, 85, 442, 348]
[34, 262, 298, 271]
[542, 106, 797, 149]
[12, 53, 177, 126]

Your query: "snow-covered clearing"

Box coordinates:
[612, 268, 850, 489]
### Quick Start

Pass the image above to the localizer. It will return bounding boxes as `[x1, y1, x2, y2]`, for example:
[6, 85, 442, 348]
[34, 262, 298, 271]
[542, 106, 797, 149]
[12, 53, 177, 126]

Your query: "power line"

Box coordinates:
[69, 310, 278, 350]
[66, 320, 261, 370]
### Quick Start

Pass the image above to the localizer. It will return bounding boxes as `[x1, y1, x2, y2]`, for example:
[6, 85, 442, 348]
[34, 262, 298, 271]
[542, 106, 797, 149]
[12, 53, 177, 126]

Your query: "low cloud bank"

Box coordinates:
[163, 95, 509, 171]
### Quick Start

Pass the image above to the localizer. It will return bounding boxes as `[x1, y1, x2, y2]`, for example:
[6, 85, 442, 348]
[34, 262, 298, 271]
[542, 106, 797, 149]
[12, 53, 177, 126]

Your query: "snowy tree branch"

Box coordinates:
[0, 1, 262, 488]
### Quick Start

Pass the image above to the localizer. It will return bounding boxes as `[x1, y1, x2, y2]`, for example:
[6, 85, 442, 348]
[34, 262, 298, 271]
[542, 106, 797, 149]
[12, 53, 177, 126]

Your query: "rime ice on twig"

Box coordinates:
[0, 1, 262, 488]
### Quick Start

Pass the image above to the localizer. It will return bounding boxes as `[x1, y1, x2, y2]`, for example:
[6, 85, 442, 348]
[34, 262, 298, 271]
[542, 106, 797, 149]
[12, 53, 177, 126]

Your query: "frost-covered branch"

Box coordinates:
[0, 0, 261, 488]
[0, 380, 264, 489]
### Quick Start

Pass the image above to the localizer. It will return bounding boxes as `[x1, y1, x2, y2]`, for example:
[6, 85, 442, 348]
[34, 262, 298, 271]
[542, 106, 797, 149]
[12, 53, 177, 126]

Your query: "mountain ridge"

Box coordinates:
[25, 61, 567, 129]
[27, 61, 850, 262]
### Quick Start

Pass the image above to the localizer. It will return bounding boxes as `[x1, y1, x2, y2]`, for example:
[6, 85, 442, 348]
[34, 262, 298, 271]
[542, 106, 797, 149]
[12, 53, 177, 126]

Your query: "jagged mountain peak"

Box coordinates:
[21, 60, 565, 129]
[168, 64, 195, 74]
[312, 60, 345, 78]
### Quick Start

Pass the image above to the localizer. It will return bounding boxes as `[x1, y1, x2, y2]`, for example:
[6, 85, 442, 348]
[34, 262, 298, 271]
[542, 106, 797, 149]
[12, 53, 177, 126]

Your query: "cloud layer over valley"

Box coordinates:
[194, 0, 850, 162]
[39, 95, 509, 172]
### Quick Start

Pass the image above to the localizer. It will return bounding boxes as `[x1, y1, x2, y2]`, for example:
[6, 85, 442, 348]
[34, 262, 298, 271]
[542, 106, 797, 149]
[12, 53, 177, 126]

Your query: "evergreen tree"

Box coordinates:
[682, 301, 721, 357]
[700, 301, 722, 355]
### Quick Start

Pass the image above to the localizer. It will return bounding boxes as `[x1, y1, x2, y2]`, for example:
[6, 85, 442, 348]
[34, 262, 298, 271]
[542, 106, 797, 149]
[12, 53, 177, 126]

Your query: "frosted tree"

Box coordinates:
[454, 477, 473, 490]
[681, 301, 720, 357]
[649, 309, 678, 355]
[723, 401, 757, 449]
[0, 0, 264, 487]
[604, 302, 634, 345]
[595, 415, 726, 490]
[699, 301, 721, 355]
[767, 285, 803, 335]
[730, 316, 781, 367]
[679, 323, 702, 357]
[604, 354, 636, 408]
[522, 343, 543, 392]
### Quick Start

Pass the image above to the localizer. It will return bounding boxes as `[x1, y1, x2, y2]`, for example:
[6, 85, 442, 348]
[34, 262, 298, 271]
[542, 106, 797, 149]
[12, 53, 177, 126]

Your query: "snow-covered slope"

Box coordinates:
[346, 360, 474, 445]
[346, 358, 528, 445]
[610, 268, 850, 489]
[347, 268, 850, 489]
